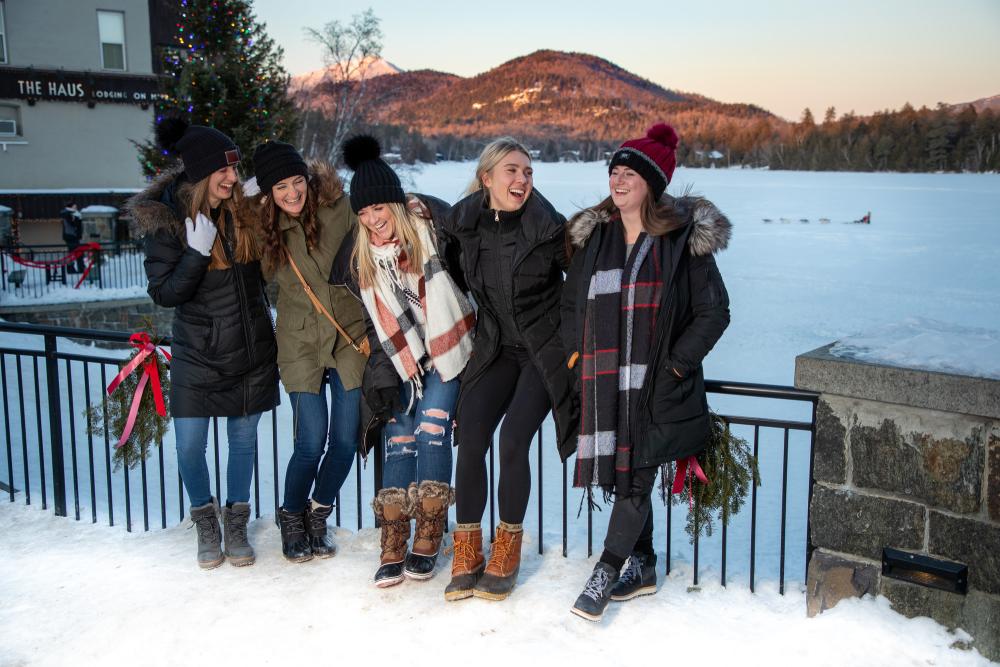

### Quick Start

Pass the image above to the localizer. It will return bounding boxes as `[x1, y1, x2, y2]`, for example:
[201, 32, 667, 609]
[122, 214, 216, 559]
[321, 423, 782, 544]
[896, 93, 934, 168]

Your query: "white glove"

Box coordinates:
[185, 213, 217, 257]
[242, 176, 260, 198]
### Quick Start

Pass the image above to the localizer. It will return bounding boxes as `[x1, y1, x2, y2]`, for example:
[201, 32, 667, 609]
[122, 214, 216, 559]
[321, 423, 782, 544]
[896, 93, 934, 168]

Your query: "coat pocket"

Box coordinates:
[650, 373, 704, 423]
[174, 314, 219, 357]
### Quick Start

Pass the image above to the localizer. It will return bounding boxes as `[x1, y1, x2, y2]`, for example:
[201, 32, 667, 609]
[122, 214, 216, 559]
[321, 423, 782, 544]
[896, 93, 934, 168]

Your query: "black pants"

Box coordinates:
[603, 466, 659, 559]
[64, 235, 85, 272]
[455, 346, 550, 525]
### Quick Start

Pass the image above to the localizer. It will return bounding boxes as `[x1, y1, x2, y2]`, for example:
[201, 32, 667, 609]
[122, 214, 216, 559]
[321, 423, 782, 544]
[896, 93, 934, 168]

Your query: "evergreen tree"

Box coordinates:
[135, 0, 297, 177]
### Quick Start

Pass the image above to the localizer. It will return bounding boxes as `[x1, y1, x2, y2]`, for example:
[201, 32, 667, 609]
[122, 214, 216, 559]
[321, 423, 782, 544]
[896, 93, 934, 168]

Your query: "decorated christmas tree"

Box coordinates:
[135, 0, 298, 177]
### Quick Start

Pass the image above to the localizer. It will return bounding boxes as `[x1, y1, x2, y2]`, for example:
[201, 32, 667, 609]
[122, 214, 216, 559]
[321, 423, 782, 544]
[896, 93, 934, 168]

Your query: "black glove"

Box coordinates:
[373, 386, 401, 421]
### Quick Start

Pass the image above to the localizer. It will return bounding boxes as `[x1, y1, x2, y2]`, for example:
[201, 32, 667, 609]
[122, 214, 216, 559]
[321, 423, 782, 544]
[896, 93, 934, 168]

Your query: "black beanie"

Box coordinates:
[176, 128, 239, 182]
[253, 141, 308, 194]
[342, 135, 404, 213]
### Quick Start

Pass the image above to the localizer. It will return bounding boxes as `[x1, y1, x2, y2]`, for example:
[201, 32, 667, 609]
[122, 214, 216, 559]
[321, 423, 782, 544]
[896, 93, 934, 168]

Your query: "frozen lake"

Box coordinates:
[2, 165, 999, 590]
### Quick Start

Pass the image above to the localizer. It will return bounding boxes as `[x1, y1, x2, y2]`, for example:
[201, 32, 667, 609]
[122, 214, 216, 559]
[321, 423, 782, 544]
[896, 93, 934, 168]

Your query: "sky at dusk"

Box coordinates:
[251, 0, 1000, 121]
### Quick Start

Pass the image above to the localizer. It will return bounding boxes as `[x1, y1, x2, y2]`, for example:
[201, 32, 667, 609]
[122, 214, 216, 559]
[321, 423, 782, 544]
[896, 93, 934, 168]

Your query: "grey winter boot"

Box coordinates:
[190, 500, 224, 570]
[221, 502, 256, 567]
[610, 552, 657, 601]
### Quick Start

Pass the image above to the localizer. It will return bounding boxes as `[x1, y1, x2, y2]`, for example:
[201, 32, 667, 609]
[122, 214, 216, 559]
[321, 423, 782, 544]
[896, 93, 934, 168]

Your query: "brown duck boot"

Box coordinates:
[443, 524, 484, 601]
[372, 487, 411, 588]
[405, 481, 454, 580]
[473, 522, 524, 601]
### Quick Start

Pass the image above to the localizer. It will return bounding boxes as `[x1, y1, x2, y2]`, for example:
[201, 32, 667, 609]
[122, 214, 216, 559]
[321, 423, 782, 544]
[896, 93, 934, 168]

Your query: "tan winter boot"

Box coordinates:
[405, 481, 454, 580]
[472, 522, 524, 601]
[443, 524, 484, 601]
[371, 487, 411, 588]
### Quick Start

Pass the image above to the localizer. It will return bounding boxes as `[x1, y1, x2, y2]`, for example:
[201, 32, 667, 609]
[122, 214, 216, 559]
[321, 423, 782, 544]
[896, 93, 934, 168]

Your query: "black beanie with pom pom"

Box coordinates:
[156, 118, 240, 183]
[342, 134, 404, 213]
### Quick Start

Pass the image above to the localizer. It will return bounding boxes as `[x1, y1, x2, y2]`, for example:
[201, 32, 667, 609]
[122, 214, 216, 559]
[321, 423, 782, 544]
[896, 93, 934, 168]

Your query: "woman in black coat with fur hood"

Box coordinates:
[127, 121, 279, 570]
[562, 124, 731, 621]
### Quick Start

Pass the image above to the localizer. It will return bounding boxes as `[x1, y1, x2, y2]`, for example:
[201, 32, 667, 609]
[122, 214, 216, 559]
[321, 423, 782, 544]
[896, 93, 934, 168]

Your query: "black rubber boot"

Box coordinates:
[571, 562, 620, 622]
[611, 552, 657, 601]
[277, 506, 313, 563]
[305, 502, 337, 558]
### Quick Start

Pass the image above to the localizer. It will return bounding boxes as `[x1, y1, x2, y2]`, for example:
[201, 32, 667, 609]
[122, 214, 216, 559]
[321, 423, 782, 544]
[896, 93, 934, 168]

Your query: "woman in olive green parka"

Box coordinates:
[251, 141, 367, 563]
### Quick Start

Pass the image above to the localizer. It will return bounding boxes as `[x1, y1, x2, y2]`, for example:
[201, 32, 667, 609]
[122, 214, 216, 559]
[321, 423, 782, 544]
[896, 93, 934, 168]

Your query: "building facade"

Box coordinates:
[0, 0, 177, 235]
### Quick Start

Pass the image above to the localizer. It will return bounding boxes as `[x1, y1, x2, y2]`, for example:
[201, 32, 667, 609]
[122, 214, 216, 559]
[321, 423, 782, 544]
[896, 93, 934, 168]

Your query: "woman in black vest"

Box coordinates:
[443, 137, 578, 602]
[128, 120, 279, 570]
[562, 123, 731, 621]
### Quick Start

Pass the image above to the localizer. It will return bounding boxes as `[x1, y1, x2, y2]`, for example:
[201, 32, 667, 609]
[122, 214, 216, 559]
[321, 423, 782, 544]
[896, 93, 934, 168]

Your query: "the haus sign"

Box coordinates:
[0, 67, 169, 105]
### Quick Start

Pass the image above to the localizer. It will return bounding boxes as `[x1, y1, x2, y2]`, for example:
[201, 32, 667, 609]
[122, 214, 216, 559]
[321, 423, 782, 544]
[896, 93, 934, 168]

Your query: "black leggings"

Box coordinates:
[455, 346, 550, 525]
[603, 466, 658, 559]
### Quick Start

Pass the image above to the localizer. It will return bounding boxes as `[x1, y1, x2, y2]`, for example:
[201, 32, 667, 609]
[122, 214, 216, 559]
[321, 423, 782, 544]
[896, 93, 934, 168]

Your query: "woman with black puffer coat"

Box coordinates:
[127, 120, 279, 570]
[443, 137, 579, 603]
[562, 123, 731, 622]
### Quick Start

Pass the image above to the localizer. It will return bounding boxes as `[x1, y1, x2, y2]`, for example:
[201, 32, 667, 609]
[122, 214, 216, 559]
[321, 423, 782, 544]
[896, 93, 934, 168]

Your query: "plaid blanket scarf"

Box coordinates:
[575, 217, 664, 497]
[360, 220, 475, 396]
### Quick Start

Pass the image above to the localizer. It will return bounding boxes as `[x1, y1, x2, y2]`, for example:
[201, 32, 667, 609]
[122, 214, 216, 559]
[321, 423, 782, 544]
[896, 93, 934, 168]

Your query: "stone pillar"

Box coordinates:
[796, 344, 999, 661]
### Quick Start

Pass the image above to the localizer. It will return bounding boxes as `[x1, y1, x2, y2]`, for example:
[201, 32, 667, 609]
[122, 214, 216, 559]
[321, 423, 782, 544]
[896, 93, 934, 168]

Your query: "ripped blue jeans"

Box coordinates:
[381, 368, 457, 490]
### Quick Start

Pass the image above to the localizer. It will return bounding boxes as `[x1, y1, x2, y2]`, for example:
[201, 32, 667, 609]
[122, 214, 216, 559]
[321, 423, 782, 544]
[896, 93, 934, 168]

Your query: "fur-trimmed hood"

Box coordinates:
[566, 194, 732, 256]
[125, 167, 190, 236]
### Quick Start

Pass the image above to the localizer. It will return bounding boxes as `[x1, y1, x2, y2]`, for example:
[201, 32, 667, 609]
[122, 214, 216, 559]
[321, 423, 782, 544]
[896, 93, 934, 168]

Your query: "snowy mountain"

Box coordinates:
[951, 93, 1000, 113]
[290, 56, 403, 90]
[291, 49, 776, 144]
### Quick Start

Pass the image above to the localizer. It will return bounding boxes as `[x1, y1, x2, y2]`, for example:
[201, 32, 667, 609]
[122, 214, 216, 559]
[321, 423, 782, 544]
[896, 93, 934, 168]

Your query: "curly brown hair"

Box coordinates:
[258, 177, 320, 272]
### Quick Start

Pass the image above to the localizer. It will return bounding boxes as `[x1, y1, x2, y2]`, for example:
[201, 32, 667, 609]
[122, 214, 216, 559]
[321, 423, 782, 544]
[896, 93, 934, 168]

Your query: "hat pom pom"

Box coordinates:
[342, 135, 381, 171]
[155, 117, 189, 153]
[646, 123, 678, 150]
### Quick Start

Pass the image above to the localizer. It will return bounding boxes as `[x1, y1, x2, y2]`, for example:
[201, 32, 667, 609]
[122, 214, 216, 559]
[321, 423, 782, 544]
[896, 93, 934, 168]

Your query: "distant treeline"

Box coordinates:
[351, 103, 1000, 172]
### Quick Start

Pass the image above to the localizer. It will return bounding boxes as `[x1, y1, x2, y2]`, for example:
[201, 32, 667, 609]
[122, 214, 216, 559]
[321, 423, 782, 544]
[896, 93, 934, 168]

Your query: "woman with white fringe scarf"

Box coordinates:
[341, 135, 474, 588]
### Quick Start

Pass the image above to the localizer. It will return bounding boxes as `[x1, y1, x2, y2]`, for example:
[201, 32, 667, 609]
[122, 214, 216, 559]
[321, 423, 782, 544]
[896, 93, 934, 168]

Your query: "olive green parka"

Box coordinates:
[264, 164, 367, 394]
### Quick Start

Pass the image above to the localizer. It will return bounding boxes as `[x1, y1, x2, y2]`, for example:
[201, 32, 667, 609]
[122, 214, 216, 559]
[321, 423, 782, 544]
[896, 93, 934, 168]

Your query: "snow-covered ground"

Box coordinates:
[1, 501, 993, 667]
[3, 166, 999, 665]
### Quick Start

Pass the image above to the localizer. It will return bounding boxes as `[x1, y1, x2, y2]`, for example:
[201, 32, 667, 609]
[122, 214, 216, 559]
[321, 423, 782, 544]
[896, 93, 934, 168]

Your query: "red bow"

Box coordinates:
[671, 455, 709, 508]
[106, 332, 171, 448]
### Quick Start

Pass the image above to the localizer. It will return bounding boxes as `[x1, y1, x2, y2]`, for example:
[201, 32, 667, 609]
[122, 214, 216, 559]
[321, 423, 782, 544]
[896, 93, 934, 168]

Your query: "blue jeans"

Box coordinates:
[381, 369, 458, 490]
[174, 413, 263, 508]
[283, 369, 360, 512]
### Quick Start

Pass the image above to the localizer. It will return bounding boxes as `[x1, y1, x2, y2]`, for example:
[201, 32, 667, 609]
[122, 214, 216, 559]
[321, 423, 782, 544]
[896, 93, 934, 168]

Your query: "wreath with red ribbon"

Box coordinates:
[86, 331, 171, 470]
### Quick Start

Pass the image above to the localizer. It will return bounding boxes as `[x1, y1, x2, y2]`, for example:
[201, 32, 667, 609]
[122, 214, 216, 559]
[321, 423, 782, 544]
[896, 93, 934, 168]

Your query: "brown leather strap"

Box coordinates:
[285, 252, 370, 357]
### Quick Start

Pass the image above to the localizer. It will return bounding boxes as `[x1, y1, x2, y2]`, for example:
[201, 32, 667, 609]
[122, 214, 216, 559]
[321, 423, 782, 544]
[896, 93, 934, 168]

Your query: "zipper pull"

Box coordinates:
[494, 209, 500, 223]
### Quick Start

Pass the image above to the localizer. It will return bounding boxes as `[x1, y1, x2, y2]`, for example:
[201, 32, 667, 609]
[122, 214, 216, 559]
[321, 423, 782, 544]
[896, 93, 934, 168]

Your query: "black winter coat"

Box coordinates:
[445, 190, 579, 461]
[328, 194, 458, 458]
[561, 196, 731, 467]
[127, 171, 280, 418]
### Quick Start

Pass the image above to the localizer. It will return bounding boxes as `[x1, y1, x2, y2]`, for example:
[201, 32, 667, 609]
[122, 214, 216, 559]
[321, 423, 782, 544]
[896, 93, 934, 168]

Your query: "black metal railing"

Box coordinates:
[0, 321, 818, 590]
[0, 242, 147, 301]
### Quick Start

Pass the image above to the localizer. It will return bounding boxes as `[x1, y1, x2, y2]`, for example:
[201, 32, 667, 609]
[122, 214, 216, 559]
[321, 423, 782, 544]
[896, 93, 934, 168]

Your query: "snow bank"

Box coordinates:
[830, 317, 1000, 380]
[0, 502, 992, 667]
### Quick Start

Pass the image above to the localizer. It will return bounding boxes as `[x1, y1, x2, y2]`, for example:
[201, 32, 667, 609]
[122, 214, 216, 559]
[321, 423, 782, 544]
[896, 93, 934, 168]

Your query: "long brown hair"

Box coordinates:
[351, 202, 427, 289]
[187, 177, 259, 270]
[565, 189, 687, 259]
[258, 177, 320, 272]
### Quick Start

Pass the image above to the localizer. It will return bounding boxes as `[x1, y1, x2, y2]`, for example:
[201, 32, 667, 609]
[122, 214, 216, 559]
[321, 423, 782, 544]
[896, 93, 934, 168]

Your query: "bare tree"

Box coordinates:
[299, 9, 383, 162]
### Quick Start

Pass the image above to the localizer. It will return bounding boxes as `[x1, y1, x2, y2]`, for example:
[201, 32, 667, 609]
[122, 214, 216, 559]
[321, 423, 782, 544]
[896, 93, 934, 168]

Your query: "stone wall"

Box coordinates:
[796, 344, 1000, 661]
[0, 297, 174, 342]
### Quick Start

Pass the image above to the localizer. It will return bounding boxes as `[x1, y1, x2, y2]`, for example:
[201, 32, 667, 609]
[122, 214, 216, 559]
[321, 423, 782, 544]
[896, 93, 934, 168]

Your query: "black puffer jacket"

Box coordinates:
[445, 190, 579, 460]
[562, 195, 731, 466]
[127, 170, 280, 418]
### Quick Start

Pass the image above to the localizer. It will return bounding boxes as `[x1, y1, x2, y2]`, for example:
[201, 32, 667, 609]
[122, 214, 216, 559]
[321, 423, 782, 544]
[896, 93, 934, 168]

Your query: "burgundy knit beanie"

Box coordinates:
[608, 123, 679, 199]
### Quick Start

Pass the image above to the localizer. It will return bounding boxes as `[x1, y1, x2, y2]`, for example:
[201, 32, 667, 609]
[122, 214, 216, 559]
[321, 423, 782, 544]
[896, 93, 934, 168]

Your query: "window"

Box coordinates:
[97, 10, 125, 70]
[0, 2, 8, 64]
[0, 104, 20, 136]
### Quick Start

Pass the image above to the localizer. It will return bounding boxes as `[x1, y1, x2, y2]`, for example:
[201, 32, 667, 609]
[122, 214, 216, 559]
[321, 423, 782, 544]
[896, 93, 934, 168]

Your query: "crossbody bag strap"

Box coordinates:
[286, 251, 370, 356]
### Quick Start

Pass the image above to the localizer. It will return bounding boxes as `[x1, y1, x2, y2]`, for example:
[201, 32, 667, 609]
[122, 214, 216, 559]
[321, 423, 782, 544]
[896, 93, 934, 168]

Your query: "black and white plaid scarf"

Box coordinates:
[575, 217, 664, 497]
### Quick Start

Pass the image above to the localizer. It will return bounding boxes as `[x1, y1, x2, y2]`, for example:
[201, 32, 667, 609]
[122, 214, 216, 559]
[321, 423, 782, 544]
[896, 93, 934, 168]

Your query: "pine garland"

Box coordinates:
[85, 335, 171, 471]
[670, 411, 760, 543]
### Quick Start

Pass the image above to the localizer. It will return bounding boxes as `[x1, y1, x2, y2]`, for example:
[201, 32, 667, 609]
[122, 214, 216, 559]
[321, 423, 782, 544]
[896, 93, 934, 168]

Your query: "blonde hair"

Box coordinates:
[352, 202, 428, 289]
[187, 175, 259, 270]
[463, 137, 532, 200]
